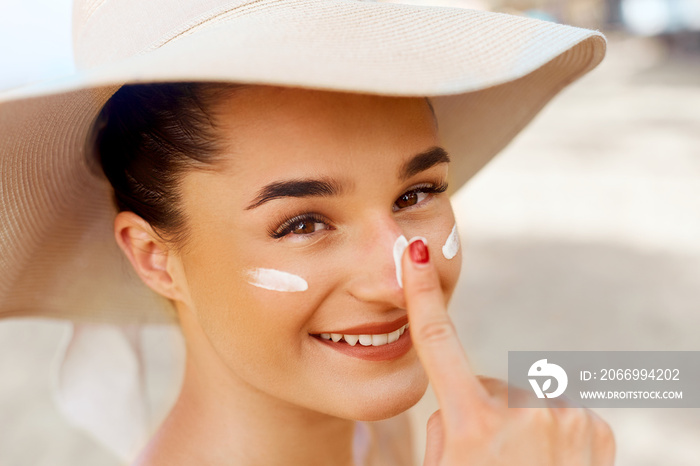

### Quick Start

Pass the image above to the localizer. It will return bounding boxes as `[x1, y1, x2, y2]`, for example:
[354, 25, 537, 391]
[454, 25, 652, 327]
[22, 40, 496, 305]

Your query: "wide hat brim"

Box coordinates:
[0, 0, 605, 324]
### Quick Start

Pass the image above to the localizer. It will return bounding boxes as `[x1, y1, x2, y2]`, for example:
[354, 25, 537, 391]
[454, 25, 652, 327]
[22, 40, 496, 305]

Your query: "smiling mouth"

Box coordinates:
[314, 323, 409, 347]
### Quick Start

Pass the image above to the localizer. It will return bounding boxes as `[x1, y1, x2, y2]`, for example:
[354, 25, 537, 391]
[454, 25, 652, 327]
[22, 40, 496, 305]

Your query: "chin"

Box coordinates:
[339, 364, 430, 422]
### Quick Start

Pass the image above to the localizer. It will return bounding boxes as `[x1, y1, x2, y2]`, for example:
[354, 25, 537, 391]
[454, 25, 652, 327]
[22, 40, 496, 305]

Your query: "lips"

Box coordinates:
[311, 316, 413, 362]
[319, 315, 409, 336]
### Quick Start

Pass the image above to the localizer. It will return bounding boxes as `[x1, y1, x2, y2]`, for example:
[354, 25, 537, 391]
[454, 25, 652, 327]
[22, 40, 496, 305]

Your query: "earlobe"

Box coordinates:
[113, 211, 182, 301]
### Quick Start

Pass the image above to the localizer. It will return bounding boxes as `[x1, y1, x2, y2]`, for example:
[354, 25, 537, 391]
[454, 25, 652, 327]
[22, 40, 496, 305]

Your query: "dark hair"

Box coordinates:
[94, 82, 240, 250]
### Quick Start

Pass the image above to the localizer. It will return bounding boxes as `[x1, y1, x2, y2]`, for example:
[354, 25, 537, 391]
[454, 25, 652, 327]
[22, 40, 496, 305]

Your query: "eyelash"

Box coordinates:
[269, 181, 449, 239]
[269, 212, 330, 239]
[393, 182, 448, 212]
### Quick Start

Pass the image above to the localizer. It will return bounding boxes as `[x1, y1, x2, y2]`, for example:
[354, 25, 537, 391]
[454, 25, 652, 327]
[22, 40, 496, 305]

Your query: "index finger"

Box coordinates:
[402, 237, 489, 418]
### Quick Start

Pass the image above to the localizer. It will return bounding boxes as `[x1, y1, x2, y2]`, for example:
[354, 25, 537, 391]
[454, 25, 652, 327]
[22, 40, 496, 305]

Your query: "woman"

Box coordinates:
[0, 0, 612, 464]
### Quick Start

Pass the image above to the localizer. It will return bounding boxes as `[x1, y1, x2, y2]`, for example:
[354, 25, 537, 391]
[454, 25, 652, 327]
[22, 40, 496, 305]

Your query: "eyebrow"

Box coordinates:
[399, 146, 450, 181]
[245, 146, 450, 210]
[245, 178, 344, 210]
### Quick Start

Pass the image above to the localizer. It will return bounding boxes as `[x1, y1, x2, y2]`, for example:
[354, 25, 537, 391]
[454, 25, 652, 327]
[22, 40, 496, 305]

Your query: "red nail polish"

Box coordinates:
[409, 238, 429, 264]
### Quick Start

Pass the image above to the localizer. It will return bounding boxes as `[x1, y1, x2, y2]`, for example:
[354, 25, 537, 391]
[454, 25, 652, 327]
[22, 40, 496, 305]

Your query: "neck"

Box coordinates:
[135, 311, 359, 466]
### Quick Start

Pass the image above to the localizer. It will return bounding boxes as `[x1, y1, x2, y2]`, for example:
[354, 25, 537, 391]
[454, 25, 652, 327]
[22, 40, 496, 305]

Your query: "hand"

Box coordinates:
[401, 237, 615, 466]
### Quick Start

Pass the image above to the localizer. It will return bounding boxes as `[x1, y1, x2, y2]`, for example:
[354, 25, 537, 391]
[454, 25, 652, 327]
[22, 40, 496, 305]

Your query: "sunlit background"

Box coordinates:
[1, 1, 699, 465]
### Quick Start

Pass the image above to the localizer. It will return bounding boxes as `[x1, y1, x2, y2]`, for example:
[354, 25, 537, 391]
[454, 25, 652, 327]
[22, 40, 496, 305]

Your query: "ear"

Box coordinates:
[113, 211, 185, 302]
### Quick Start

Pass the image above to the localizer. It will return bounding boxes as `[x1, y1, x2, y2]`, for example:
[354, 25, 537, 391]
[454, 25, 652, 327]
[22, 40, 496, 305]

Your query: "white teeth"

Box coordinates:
[344, 334, 359, 346]
[371, 333, 388, 346]
[319, 324, 409, 347]
[387, 329, 400, 343]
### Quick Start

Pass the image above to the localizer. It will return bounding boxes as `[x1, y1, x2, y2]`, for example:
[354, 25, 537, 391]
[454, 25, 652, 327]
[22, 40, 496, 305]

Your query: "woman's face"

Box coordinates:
[174, 86, 461, 420]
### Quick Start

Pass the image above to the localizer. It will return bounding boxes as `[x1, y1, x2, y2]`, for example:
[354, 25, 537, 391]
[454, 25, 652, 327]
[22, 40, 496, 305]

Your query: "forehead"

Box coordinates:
[209, 86, 439, 177]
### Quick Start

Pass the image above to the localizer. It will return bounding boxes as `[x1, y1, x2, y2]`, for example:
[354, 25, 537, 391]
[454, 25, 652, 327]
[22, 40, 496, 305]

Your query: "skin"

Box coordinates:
[116, 87, 460, 465]
[115, 86, 615, 465]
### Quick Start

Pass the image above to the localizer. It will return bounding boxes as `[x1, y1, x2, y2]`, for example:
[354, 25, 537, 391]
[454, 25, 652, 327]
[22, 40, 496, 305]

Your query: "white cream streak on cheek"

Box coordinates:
[393, 235, 409, 288]
[442, 223, 460, 260]
[246, 268, 308, 292]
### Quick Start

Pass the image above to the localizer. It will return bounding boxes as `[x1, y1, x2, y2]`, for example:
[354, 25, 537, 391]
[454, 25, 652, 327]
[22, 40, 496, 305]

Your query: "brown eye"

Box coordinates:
[396, 192, 419, 209]
[271, 213, 331, 239]
[393, 190, 429, 211]
[291, 220, 318, 235]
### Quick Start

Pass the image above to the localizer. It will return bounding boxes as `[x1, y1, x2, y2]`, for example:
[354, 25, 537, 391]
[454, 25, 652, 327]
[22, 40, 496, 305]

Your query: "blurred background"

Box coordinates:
[1, 0, 699, 465]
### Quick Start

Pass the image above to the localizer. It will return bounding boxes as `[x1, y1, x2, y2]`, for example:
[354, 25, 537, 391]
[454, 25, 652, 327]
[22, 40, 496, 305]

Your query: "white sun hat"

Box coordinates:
[0, 0, 605, 460]
[0, 0, 605, 325]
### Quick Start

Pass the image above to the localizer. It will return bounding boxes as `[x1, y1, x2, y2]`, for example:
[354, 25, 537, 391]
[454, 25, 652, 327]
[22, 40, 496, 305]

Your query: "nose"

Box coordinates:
[344, 213, 407, 309]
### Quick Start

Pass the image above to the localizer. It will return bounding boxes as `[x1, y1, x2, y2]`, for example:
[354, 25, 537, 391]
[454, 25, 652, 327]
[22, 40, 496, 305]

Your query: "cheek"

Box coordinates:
[437, 243, 462, 301]
[433, 225, 462, 300]
[186, 265, 328, 394]
[182, 248, 319, 365]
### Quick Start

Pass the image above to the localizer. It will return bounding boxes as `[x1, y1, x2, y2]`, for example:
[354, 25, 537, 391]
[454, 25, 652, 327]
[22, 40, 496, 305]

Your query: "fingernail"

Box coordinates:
[408, 237, 429, 264]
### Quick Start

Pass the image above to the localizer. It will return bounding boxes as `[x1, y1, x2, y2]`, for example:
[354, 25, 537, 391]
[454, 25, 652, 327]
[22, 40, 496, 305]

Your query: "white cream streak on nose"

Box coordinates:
[246, 268, 308, 292]
[442, 223, 460, 260]
[393, 235, 409, 288]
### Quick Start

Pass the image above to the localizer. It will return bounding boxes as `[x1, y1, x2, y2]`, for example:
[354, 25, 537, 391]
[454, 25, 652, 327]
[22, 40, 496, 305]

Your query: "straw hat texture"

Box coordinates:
[0, 0, 605, 460]
[0, 0, 605, 326]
